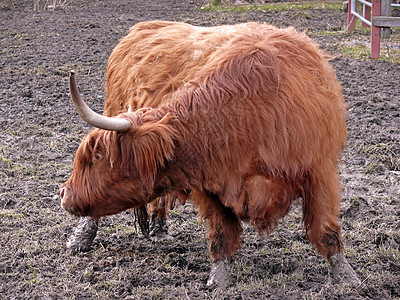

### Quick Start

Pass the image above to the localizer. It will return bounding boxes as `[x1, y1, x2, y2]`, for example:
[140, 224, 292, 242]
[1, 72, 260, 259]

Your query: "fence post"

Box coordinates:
[371, 0, 381, 58]
[347, 0, 356, 29]
[380, 0, 391, 38]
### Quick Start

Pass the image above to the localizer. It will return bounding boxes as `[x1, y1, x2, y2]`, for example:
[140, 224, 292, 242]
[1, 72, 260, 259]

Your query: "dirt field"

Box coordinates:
[1, 0, 399, 299]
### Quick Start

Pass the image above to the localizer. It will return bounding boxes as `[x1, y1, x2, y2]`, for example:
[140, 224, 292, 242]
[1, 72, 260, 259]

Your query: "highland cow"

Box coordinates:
[61, 21, 360, 287]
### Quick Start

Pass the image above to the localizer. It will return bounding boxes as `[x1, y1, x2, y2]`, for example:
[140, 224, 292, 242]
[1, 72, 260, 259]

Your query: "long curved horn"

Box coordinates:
[69, 70, 131, 131]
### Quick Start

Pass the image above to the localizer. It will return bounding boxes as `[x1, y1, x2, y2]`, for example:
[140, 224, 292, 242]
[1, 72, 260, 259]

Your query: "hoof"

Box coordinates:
[149, 215, 171, 241]
[206, 260, 231, 289]
[66, 216, 98, 253]
[329, 253, 361, 286]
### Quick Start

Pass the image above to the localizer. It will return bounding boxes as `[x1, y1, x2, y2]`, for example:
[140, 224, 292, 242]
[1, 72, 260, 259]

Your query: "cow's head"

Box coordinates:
[60, 71, 175, 219]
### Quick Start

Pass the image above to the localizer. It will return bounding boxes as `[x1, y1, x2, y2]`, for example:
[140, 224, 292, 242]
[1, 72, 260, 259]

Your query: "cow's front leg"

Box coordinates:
[66, 216, 98, 253]
[192, 190, 242, 288]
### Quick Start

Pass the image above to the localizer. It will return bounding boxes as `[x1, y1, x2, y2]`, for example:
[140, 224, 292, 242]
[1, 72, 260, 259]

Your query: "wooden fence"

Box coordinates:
[347, 0, 400, 58]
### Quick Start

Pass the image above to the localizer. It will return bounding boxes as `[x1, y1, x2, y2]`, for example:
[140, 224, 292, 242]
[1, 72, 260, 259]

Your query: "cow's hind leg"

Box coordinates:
[302, 169, 360, 285]
[134, 199, 172, 240]
[191, 190, 242, 288]
[148, 197, 173, 241]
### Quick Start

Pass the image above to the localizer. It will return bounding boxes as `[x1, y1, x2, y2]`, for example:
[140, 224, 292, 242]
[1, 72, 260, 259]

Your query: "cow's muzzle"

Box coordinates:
[60, 186, 78, 216]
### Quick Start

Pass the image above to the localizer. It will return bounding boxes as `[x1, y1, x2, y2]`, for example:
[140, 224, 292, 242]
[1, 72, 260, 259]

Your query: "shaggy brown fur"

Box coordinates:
[104, 21, 236, 115]
[62, 21, 347, 263]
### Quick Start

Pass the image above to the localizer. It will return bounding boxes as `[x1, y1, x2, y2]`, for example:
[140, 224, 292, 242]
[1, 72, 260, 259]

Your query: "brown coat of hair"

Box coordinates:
[62, 21, 347, 262]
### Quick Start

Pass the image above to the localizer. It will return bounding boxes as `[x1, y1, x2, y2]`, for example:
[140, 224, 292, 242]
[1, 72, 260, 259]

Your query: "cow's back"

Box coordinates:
[103, 21, 263, 116]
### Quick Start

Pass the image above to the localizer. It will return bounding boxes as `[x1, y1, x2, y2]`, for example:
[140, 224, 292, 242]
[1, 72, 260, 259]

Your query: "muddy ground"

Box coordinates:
[1, 0, 399, 299]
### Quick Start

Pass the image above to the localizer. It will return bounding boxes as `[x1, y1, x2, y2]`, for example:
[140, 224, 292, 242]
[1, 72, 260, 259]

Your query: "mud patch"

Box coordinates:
[1, 0, 399, 299]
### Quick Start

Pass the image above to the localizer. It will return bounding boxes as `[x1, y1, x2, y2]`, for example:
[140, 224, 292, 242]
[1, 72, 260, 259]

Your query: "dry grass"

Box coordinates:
[33, 0, 68, 11]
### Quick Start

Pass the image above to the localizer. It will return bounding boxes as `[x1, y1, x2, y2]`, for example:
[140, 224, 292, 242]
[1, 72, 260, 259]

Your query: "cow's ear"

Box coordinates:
[122, 115, 176, 186]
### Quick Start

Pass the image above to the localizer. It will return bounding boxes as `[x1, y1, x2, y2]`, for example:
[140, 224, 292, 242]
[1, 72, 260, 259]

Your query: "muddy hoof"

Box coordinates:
[149, 224, 173, 241]
[66, 216, 98, 253]
[329, 253, 360, 285]
[206, 260, 231, 289]
[149, 215, 172, 241]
